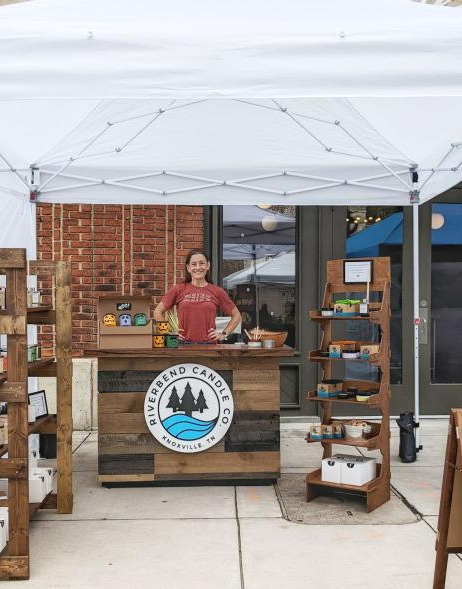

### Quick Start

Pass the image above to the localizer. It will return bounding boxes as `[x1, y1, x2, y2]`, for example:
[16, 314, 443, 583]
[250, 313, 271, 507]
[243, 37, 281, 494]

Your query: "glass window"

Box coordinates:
[222, 205, 297, 348]
[431, 203, 462, 383]
[345, 206, 403, 384]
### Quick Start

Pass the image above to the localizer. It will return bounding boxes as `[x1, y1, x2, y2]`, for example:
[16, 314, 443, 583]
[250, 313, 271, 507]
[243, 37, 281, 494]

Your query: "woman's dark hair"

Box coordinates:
[183, 249, 213, 284]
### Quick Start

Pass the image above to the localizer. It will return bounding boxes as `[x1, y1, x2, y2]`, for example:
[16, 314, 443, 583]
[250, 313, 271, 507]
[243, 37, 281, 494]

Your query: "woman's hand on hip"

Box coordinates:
[208, 328, 226, 342]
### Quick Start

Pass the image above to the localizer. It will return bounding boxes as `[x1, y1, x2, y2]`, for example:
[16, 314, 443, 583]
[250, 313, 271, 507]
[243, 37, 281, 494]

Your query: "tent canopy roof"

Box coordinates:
[1, 0, 462, 100]
[1, 0, 462, 217]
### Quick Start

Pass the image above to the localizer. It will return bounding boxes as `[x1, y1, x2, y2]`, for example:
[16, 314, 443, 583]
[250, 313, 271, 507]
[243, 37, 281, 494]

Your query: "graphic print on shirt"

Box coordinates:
[182, 291, 212, 304]
[144, 363, 234, 453]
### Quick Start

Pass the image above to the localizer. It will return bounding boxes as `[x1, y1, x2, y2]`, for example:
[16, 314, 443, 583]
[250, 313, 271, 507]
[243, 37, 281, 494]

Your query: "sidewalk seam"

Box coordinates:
[234, 488, 246, 589]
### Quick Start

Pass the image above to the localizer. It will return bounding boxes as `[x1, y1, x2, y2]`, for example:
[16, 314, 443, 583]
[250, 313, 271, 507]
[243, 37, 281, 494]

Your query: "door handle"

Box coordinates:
[419, 307, 428, 345]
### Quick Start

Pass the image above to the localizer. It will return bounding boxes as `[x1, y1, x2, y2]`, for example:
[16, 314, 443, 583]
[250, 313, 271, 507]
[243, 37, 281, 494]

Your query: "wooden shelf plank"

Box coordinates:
[0, 358, 56, 384]
[0, 415, 57, 458]
[306, 467, 380, 494]
[305, 434, 379, 449]
[26, 307, 56, 325]
[309, 351, 381, 365]
[307, 391, 381, 406]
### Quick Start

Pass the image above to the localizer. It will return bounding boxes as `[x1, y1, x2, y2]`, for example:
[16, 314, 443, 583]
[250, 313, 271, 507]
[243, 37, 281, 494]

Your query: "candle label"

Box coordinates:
[144, 363, 234, 453]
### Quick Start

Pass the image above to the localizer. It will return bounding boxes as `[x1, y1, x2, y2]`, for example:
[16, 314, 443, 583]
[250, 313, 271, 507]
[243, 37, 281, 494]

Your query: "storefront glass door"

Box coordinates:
[208, 205, 320, 415]
[419, 194, 462, 413]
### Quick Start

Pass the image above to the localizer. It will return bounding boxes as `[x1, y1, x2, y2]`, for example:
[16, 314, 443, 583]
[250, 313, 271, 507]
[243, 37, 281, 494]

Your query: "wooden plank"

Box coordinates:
[155, 451, 279, 476]
[233, 369, 280, 411]
[225, 411, 280, 452]
[98, 474, 155, 483]
[30, 414, 57, 434]
[0, 315, 26, 335]
[0, 248, 26, 270]
[89, 346, 293, 359]
[99, 413, 149, 434]
[97, 356, 279, 373]
[99, 433, 225, 455]
[28, 361, 57, 377]
[153, 471, 278, 482]
[99, 392, 146, 414]
[98, 371, 161, 393]
[0, 382, 27, 403]
[0, 556, 29, 580]
[98, 454, 154, 475]
[5, 266, 29, 562]
[40, 493, 57, 510]
[327, 256, 391, 292]
[26, 309, 56, 325]
[433, 409, 462, 589]
[56, 261, 73, 514]
[98, 368, 233, 394]
[0, 458, 27, 478]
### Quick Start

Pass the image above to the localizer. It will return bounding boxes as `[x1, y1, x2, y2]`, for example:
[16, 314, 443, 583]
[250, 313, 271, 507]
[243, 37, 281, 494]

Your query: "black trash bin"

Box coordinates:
[396, 411, 417, 463]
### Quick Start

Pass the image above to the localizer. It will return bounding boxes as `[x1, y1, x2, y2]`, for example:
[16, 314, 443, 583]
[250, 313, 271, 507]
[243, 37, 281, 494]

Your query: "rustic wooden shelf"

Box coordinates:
[26, 306, 53, 313]
[306, 464, 382, 494]
[0, 358, 56, 385]
[0, 415, 56, 458]
[306, 257, 391, 513]
[0, 251, 72, 580]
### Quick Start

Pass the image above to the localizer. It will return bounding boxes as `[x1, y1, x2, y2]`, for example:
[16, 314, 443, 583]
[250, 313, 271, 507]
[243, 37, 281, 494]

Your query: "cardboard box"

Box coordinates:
[317, 379, 343, 398]
[310, 424, 323, 440]
[321, 455, 344, 483]
[0, 506, 9, 541]
[329, 344, 342, 358]
[360, 344, 380, 359]
[29, 474, 47, 503]
[32, 467, 54, 495]
[98, 295, 152, 349]
[333, 302, 359, 316]
[341, 456, 376, 486]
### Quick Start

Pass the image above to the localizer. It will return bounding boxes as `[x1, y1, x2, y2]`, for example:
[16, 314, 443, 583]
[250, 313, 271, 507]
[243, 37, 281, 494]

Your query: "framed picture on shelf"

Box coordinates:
[28, 390, 48, 419]
[343, 259, 373, 284]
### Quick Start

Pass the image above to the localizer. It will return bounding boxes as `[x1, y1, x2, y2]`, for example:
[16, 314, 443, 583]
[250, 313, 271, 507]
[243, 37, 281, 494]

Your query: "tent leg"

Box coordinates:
[412, 202, 421, 451]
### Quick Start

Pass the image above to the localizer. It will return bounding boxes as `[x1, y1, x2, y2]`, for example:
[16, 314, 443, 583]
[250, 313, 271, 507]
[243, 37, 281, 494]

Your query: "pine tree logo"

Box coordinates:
[145, 363, 234, 453]
[166, 386, 181, 412]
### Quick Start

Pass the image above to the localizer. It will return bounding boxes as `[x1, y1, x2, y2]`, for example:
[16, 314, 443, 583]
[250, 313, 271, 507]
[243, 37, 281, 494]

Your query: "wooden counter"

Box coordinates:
[86, 345, 293, 485]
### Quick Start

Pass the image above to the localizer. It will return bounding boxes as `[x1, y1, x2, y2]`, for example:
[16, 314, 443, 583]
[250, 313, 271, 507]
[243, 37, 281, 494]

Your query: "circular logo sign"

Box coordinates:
[144, 363, 234, 453]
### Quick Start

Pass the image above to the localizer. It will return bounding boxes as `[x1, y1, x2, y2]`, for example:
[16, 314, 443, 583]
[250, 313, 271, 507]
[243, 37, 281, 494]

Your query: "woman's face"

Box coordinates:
[187, 253, 210, 281]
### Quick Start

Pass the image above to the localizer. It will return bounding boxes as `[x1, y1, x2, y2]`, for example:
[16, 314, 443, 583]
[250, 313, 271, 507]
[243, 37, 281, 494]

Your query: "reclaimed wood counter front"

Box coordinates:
[85, 345, 293, 484]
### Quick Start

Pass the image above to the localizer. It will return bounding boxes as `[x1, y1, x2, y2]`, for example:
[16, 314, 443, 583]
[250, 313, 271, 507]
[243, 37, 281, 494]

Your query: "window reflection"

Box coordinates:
[222, 206, 296, 347]
[431, 204, 462, 383]
[346, 206, 403, 384]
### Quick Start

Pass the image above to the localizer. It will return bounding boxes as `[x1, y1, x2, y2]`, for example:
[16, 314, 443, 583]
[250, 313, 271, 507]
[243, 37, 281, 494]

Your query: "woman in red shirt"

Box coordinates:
[154, 249, 242, 343]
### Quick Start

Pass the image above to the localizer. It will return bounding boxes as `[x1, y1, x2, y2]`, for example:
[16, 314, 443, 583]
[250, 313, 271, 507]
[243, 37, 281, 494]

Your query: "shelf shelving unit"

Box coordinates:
[0, 249, 72, 580]
[305, 257, 391, 513]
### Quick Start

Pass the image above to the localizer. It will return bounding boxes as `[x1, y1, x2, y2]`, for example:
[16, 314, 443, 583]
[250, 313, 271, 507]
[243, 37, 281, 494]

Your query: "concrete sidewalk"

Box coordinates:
[16, 419, 462, 588]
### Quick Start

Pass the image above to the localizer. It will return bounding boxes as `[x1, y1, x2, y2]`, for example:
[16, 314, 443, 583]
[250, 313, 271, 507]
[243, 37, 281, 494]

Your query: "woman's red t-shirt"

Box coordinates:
[161, 283, 236, 343]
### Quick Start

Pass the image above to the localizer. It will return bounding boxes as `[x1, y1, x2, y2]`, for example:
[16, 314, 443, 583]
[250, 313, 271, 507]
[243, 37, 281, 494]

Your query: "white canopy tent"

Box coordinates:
[2, 0, 462, 445]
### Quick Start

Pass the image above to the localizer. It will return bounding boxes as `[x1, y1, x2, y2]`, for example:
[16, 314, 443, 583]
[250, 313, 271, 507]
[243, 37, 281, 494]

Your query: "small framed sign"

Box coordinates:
[28, 390, 48, 419]
[116, 302, 132, 311]
[343, 260, 373, 284]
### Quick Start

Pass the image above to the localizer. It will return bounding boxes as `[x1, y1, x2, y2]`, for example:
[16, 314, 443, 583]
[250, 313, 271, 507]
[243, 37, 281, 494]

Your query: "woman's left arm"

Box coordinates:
[208, 305, 242, 342]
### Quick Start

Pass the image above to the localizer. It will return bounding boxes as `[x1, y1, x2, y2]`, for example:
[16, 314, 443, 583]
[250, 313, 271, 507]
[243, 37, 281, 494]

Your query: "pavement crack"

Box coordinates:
[234, 487, 246, 589]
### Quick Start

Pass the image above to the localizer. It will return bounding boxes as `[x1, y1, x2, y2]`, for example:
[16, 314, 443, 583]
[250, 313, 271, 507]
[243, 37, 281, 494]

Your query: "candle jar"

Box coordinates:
[153, 335, 165, 348]
[166, 334, 179, 348]
[156, 321, 170, 335]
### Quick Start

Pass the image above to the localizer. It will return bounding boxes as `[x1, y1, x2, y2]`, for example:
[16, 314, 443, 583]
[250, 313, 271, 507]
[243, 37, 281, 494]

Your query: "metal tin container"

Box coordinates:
[262, 339, 275, 348]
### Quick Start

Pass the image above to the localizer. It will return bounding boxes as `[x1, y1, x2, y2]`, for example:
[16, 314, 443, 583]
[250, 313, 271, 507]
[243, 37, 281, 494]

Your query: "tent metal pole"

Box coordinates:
[412, 200, 421, 450]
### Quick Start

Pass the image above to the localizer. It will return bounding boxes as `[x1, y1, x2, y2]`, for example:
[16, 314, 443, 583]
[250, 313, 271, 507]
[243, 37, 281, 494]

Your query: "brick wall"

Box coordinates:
[36, 204, 204, 355]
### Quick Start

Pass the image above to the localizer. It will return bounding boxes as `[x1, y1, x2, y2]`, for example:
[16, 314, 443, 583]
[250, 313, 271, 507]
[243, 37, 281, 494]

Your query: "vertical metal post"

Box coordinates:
[412, 201, 421, 449]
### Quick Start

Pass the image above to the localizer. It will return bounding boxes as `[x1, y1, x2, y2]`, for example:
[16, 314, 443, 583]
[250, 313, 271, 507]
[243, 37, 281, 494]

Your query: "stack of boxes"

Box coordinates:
[321, 454, 377, 486]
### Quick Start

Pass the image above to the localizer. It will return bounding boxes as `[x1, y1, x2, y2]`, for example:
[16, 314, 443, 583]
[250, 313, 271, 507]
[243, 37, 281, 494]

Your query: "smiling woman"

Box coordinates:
[154, 249, 242, 343]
